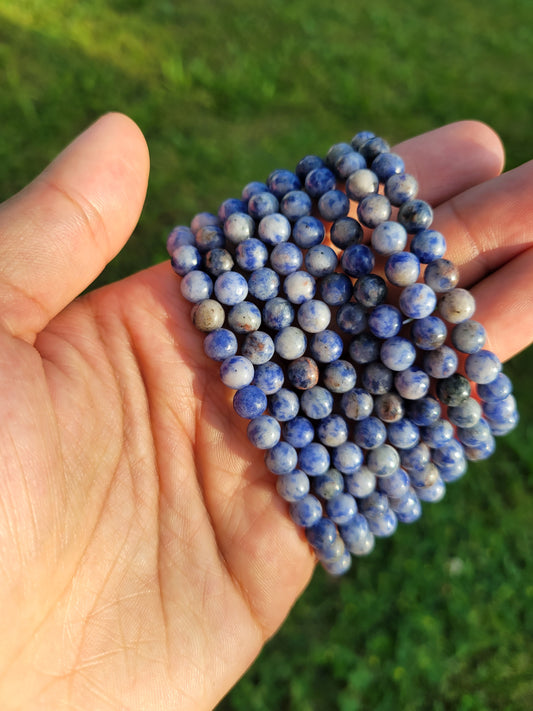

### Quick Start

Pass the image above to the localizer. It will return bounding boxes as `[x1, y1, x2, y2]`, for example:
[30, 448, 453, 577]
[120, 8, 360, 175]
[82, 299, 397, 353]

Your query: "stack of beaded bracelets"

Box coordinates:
[167, 130, 518, 576]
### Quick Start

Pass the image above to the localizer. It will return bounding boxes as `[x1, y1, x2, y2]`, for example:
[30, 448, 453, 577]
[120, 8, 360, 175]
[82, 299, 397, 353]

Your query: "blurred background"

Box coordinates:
[1, 0, 532, 708]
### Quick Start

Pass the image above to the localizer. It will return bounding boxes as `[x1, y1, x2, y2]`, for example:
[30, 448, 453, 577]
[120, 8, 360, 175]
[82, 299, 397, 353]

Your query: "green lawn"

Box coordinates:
[1, 1, 532, 708]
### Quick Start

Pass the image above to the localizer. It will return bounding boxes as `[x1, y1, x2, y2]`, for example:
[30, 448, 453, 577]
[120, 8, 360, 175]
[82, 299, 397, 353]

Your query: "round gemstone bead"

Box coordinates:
[397, 199, 434, 232]
[424, 259, 459, 293]
[262, 297, 294, 330]
[220, 355, 255, 389]
[275, 326, 307, 360]
[191, 299, 225, 332]
[341, 244, 375, 278]
[247, 267, 280, 301]
[322, 359, 357, 393]
[310, 330, 344, 363]
[233, 385, 268, 418]
[264, 441, 298, 475]
[299, 443, 331, 476]
[214, 271, 248, 305]
[268, 387, 300, 421]
[464, 350, 501, 384]
[289, 494, 323, 527]
[247, 191, 279, 220]
[282, 416, 315, 448]
[287, 357, 319, 390]
[228, 301, 262, 333]
[313, 468, 345, 499]
[276, 470, 310, 502]
[385, 252, 421, 287]
[204, 328, 238, 361]
[399, 283, 437, 319]
[241, 331, 275, 364]
[180, 270, 213, 303]
[300, 386, 334, 420]
[283, 271, 316, 304]
[223, 211, 255, 244]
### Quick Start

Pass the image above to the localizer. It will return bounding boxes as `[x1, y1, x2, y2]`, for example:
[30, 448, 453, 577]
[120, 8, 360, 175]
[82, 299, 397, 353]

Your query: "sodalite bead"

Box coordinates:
[233, 384, 268, 418]
[373, 392, 404, 423]
[411, 316, 447, 350]
[304, 166, 336, 198]
[320, 273, 353, 306]
[326, 493, 358, 525]
[292, 216, 325, 248]
[300, 386, 334, 420]
[344, 466, 377, 498]
[371, 152, 405, 181]
[299, 442, 331, 476]
[410, 229, 447, 263]
[269, 387, 300, 421]
[282, 416, 315, 448]
[258, 213, 291, 246]
[191, 299, 225, 332]
[371, 221, 408, 255]
[380, 336, 417, 371]
[322, 359, 357, 393]
[477, 372, 513, 402]
[354, 274, 387, 308]
[295, 154, 325, 181]
[218, 197, 247, 221]
[228, 301, 261, 334]
[274, 326, 307, 360]
[349, 332, 381, 364]
[464, 350, 501, 384]
[366, 444, 400, 477]
[336, 302, 367, 335]
[406, 396, 441, 426]
[385, 173, 419, 206]
[248, 267, 280, 301]
[276, 469, 310, 502]
[394, 367, 430, 400]
[180, 269, 213, 302]
[345, 169, 379, 201]
[359, 135, 390, 162]
[424, 258, 459, 293]
[436, 373, 471, 406]
[310, 330, 344, 363]
[353, 416, 387, 449]
[447, 398, 482, 428]
[195, 225, 225, 253]
[264, 441, 298, 475]
[248, 191, 279, 220]
[253, 362, 285, 394]
[387, 418, 420, 450]
[335, 150, 367, 179]
[220, 355, 255, 389]
[317, 415, 349, 447]
[340, 514, 375, 556]
[362, 362, 393, 395]
[241, 181, 268, 201]
[167, 225, 195, 253]
[203, 328, 238, 361]
[304, 245, 338, 277]
[378, 467, 410, 498]
[289, 494, 323, 527]
[190, 211, 220, 235]
[398, 199, 434, 233]
[270, 242, 303, 275]
[287, 357, 319, 390]
[262, 297, 294, 330]
[235, 238, 268, 271]
[297, 300, 331, 333]
[341, 244, 375, 277]
[385, 252, 421, 287]
[223, 211, 255, 244]
[241, 331, 275, 364]
[451, 319, 486, 354]
[204, 248, 234, 277]
[313, 468, 345, 499]
[280, 190, 312, 221]
[423, 345, 458, 379]
[399, 283, 437, 319]
[357, 194, 392, 229]
[332, 442, 364, 475]
[214, 271, 248, 305]
[330, 216, 364, 249]
[368, 304, 402, 339]
[283, 271, 316, 304]
[266, 168, 301, 198]
[318, 189, 350, 221]
[171, 244, 202, 276]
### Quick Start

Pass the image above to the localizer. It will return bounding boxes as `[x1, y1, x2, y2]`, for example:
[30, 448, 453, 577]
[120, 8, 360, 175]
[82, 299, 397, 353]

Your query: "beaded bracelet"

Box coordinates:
[167, 130, 518, 576]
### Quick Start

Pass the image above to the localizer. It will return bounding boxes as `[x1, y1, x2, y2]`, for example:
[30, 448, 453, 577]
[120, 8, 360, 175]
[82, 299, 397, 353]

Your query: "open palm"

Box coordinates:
[0, 114, 530, 710]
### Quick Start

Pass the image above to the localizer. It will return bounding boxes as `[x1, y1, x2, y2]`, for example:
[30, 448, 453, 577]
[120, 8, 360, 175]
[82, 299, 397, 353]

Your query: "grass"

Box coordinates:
[0, 1, 532, 708]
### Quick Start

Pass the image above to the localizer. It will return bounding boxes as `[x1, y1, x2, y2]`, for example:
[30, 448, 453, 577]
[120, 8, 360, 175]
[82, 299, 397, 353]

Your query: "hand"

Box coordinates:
[0, 114, 529, 710]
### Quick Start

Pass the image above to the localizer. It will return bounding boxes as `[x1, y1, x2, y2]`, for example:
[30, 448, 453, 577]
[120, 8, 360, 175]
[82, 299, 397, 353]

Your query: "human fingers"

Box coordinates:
[0, 112, 149, 341]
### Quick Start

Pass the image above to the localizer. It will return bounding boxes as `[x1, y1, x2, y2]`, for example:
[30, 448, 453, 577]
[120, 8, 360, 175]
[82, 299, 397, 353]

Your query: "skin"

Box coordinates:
[0, 114, 530, 710]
